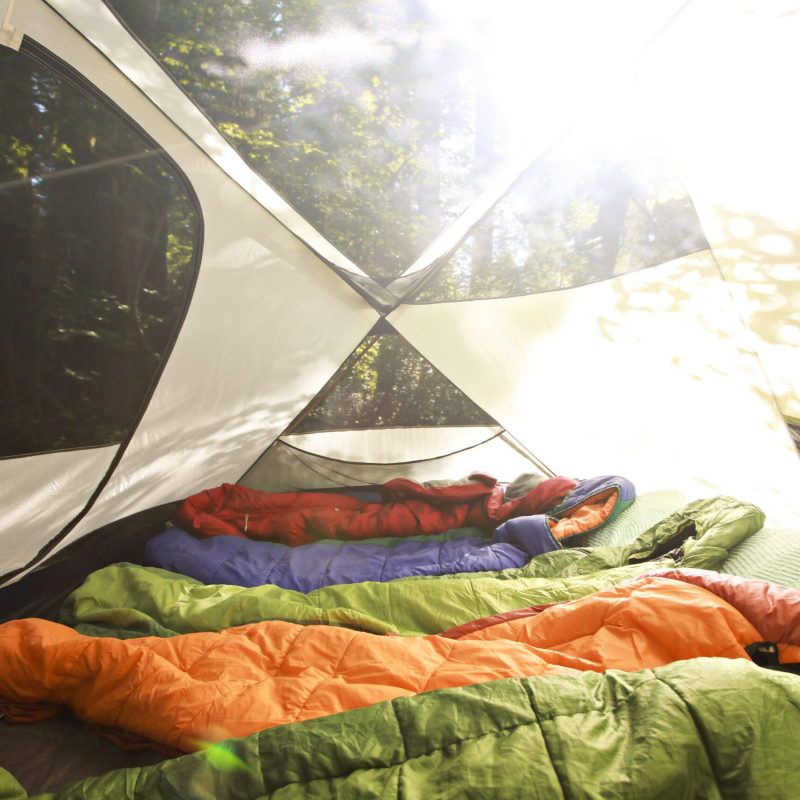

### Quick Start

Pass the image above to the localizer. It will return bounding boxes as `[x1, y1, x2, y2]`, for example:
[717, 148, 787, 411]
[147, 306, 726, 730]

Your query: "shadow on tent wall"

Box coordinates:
[0, 502, 178, 623]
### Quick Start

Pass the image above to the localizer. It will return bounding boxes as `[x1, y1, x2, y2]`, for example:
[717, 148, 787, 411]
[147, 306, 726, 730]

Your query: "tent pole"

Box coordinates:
[498, 430, 555, 478]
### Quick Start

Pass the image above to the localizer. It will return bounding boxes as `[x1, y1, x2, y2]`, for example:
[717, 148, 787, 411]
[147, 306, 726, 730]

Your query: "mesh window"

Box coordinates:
[292, 328, 494, 432]
[104, 0, 549, 284]
[414, 121, 709, 302]
[0, 43, 199, 458]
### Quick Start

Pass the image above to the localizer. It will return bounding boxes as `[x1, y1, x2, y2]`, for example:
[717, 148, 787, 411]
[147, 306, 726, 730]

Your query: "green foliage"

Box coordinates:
[107, 0, 487, 283]
[0, 45, 197, 456]
[0, 135, 34, 177]
[296, 333, 492, 431]
[419, 134, 707, 302]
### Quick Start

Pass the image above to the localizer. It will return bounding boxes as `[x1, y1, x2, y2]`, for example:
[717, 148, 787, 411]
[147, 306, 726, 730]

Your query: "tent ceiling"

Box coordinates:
[104, 0, 512, 284]
[90, 0, 693, 286]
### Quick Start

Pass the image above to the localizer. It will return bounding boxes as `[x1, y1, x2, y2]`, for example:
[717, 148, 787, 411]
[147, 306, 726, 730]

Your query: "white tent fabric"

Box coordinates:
[1, 0, 798, 586]
[2, 0, 378, 578]
[391, 250, 800, 522]
[640, 0, 800, 425]
[0, 447, 117, 571]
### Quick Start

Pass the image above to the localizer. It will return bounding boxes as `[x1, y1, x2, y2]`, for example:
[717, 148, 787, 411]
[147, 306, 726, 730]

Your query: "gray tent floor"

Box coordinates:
[0, 714, 165, 795]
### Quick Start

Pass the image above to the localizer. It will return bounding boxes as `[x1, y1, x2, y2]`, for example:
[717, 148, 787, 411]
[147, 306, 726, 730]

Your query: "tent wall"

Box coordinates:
[0, 448, 117, 575]
[637, 0, 800, 426]
[0, 501, 176, 623]
[1, 0, 798, 586]
[390, 250, 800, 523]
[2, 1, 378, 582]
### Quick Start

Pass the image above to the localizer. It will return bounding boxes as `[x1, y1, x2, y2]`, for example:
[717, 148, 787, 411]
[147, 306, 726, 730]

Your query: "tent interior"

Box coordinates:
[1, 0, 800, 797]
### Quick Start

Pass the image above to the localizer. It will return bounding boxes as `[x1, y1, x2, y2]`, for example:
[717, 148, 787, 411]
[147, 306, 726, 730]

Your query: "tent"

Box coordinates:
[1, 0, 800, 796]
[2, 0, 799, 588]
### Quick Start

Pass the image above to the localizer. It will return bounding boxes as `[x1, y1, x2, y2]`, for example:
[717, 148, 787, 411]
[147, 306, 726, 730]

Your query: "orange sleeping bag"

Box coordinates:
[1, 574, 798, 753]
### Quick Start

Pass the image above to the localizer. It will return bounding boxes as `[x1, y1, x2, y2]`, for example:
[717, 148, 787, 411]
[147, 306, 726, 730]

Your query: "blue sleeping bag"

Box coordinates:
[144, 525, 557, 591]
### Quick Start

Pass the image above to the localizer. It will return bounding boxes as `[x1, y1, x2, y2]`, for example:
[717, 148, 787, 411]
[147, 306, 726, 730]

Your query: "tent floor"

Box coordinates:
[0, 713, 166, 794]
[0, 503, 177, 623]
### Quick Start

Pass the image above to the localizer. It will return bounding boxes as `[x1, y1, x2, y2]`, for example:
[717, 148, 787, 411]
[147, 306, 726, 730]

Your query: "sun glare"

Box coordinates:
[428, 0, 690, 156]
[232, 0, 693, 179]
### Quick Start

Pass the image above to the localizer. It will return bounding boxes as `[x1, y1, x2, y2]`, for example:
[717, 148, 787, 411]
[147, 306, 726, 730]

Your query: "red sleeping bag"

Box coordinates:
[175, 474, 578, 546]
